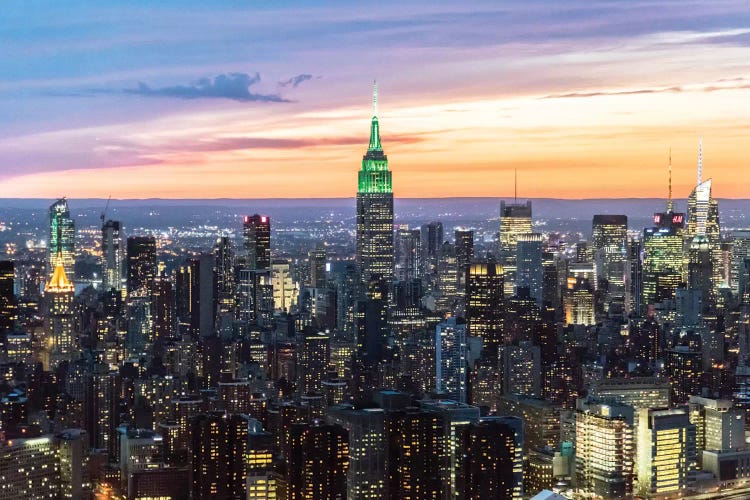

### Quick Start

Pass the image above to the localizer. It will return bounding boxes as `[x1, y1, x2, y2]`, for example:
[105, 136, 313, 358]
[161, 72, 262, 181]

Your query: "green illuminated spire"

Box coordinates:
[358, 81, 391, 194]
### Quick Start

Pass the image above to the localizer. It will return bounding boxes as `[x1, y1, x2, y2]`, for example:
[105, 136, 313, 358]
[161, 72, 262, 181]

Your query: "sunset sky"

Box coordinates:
[2, 1, 750, 199]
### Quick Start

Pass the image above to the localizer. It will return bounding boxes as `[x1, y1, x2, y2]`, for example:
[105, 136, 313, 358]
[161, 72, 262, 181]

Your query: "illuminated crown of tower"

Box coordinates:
[46, 251, 74, 293]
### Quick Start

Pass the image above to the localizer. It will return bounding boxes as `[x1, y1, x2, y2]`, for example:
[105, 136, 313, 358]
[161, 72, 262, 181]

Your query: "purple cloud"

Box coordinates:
[125, 73, 288, 102]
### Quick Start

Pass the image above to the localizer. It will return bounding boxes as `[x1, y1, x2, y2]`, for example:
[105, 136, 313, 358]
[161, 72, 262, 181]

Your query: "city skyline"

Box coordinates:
[2, 1, 750, 199]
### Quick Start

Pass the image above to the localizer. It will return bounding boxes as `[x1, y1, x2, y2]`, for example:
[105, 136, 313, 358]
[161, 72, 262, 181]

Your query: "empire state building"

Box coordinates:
[356, 83, 394, 284]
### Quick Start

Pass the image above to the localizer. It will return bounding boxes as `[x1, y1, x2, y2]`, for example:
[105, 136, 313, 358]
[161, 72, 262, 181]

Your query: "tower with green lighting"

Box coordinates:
[356, 83, 394, 284]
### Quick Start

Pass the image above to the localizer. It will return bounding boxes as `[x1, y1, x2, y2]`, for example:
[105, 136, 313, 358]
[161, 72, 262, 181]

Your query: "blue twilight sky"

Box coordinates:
[1, 1, 750, 198]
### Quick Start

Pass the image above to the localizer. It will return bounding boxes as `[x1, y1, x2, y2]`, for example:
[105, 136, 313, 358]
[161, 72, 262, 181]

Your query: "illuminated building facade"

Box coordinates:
[642, 225, 684, 306]
[309, 247, 327, 289]
[118, 427, 163, 495]
[101, 219, 123, 292]
[387, 407, 444, 499]
[465, 261, 504, 356]
[191, 412, 252, 499]
[563, 277, 595, 326]
[591, 214, 628, 316]
[0, 434, 60, 499]
[127, 236, 157, 299]
[356, 84, 394, 285]
[436, 242, 459, 312]
[499, 200, 532, 295]
[44, 253, 75, 363]
[462, 416, 524, 499]
[497, 395, 560, 451]
[327, 406, 387, 499]
[575, 399, 634, 498]
[688, 396, 745, 462]
[272, 259, 298, 313]
[48, 197, 75, 280]
[298, 330, 331, 395]
[637, 408, 696, 497]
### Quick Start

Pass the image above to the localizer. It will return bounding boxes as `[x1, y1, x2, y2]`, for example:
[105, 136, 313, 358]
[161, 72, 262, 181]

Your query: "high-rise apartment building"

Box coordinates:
[191, 412, 252, 499]
[327, 406, 387, 499]
[575, 398, 635, 498]
[287, 421, 349, 500]
[462, 417, 524, 499]
[0, 433, 60, 498]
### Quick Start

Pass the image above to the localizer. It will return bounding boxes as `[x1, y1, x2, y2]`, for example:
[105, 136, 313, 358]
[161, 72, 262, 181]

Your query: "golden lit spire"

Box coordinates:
[46, 252, 73, 293]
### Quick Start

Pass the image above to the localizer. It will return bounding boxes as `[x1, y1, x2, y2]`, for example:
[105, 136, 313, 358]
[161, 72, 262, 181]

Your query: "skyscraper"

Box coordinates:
[421, 221, 444, 284]
[48, 197, 75, 279]
[642, 225, 684, 307]
[685, 140, 722, 304]
[127, 236, 157, 347]
[516, 233, 544, 306]
[127, 236, 157, 299]
[241, 215, 274, 327]
[591, 214, 628, 316]
[499, 200, 532, 295]
[465, 261, 504, 356]
[244, 215, 271, 270]
[435, 318, 468, 402]
[101, 219, 123, 292]
[356, 83, 394, 284]
[44, 253, 75, 364]
[395, 227, 421, 282]
[454, 229, 474, 294]
[0, 261, 17, 336]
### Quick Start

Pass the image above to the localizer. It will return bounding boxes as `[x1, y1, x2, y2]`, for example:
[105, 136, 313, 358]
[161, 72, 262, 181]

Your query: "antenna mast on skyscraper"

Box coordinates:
[697, 137, 703, 186]
[373, 80, 378, 117]
[667, 148, 673, 213]
[514, 168, 517, 204]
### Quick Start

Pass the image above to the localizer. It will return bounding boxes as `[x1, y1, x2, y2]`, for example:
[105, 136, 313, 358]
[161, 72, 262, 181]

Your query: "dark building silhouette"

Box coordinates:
[288, 420, 349, 500]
